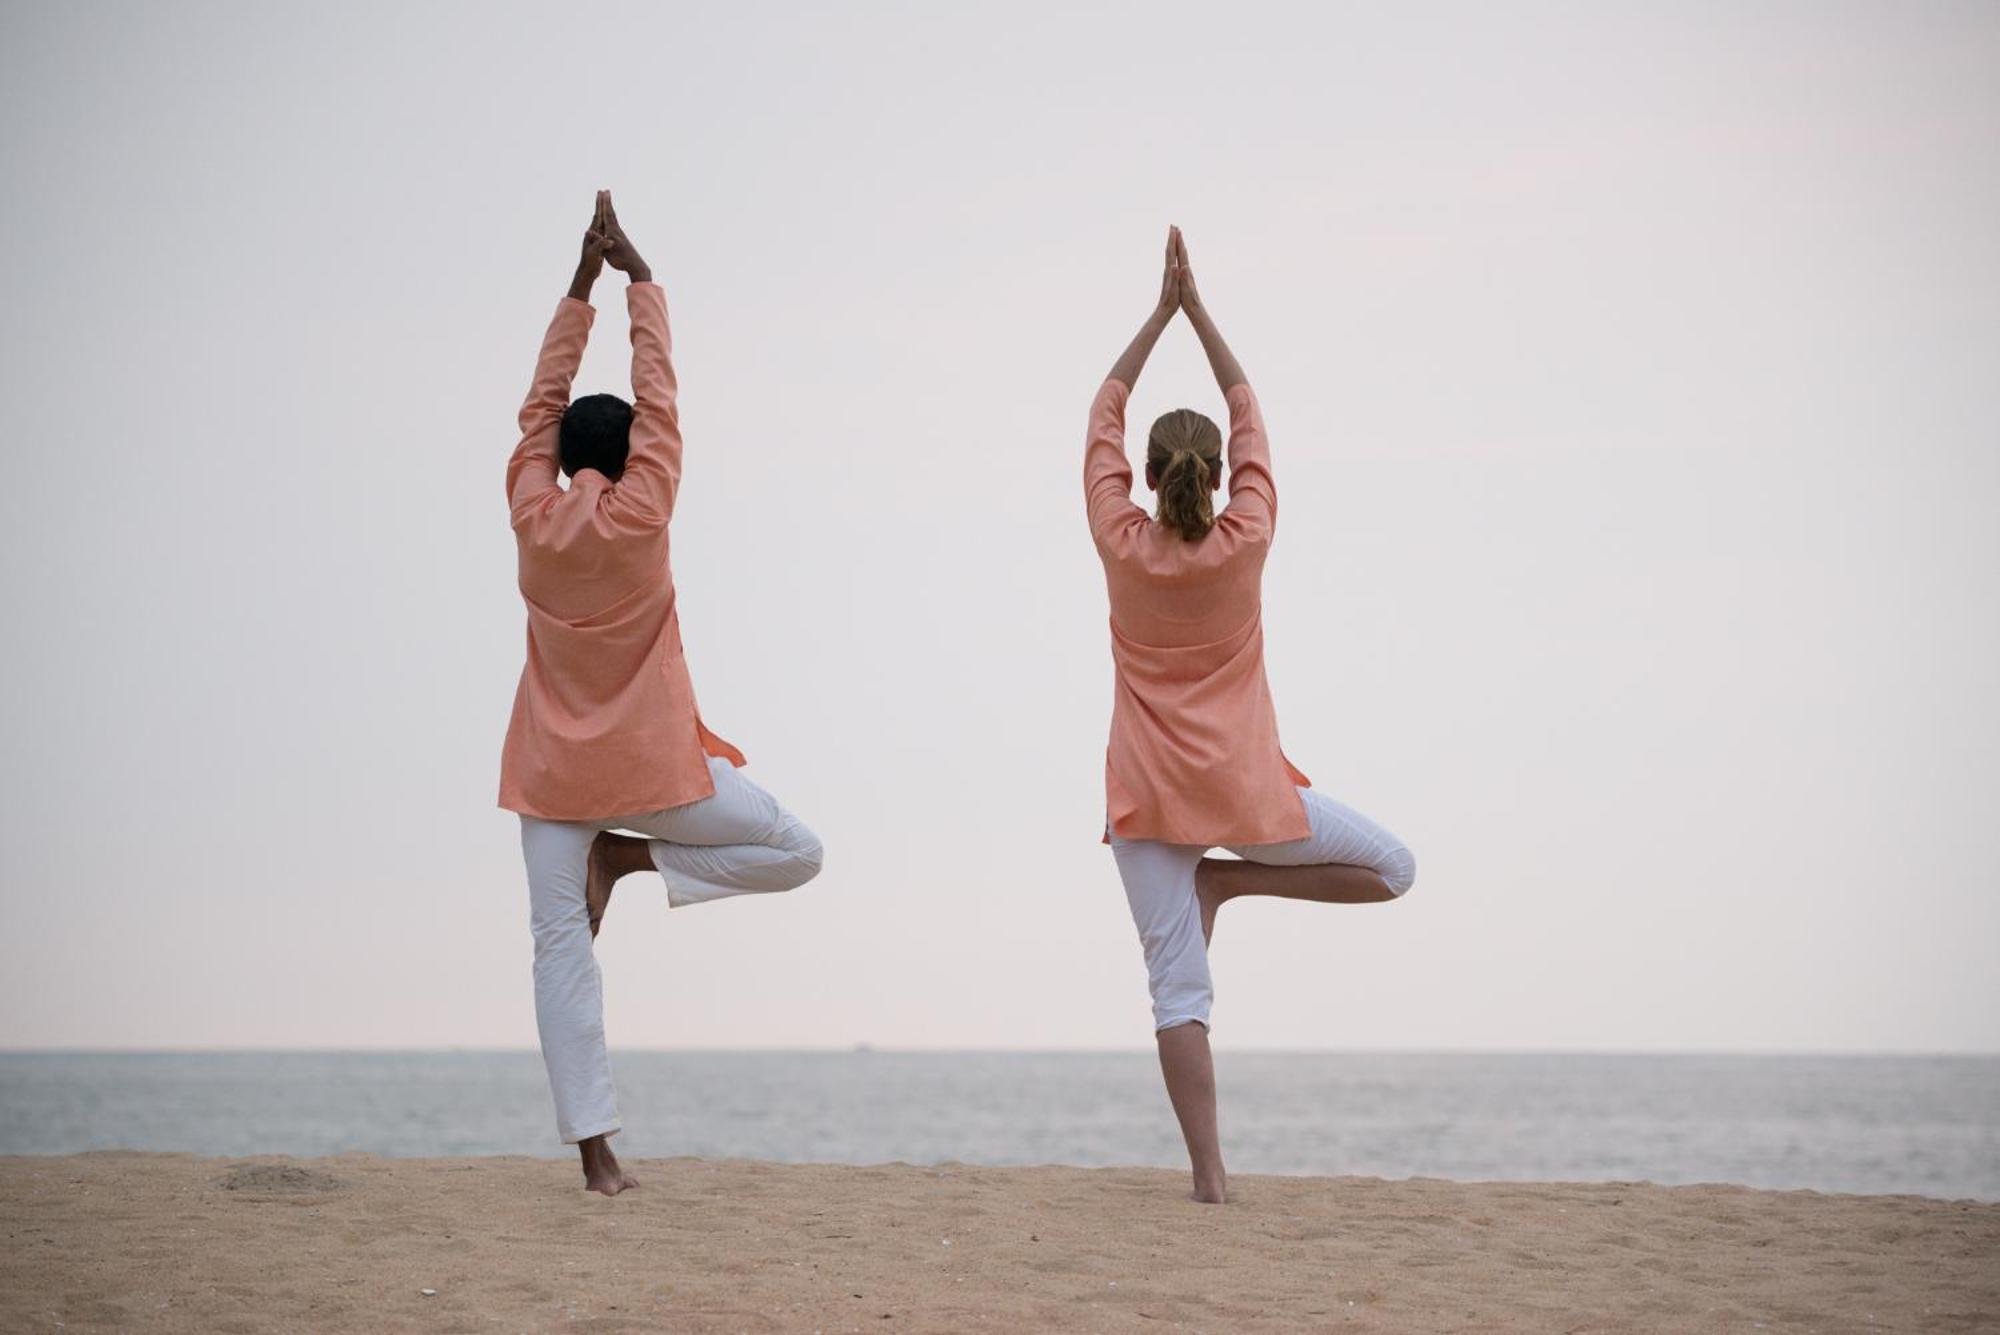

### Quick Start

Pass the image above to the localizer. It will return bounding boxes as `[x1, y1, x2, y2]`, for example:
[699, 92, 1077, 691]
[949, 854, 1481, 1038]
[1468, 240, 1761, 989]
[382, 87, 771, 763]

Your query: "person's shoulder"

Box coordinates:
[512, 476, 599, 536]
[1094, 503, 1158, 545]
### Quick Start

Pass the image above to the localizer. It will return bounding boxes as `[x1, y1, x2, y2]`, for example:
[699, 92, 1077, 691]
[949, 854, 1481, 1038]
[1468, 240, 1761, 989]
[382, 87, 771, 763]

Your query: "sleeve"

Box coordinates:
[1216, 381, 1276, 542]
[506, 296, 595, 526]
[601, 281, 680, 529]
[1084, 377, 1145, 542]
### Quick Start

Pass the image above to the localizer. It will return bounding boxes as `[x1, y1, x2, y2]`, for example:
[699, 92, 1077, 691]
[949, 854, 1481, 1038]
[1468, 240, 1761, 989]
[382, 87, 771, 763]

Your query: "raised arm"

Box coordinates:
[1106, 225, 1182, 388]
[1088, 227, 1184, 539]
[1178, 232, 1274, 539]
[507, 197, 612, 522]
[594, 193, 680, 528]
[1176, 229, 1244, 392]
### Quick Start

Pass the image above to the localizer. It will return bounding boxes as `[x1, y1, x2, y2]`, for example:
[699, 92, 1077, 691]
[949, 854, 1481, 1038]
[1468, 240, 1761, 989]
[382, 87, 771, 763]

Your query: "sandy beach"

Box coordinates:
[2, 1154, 1994, 1332]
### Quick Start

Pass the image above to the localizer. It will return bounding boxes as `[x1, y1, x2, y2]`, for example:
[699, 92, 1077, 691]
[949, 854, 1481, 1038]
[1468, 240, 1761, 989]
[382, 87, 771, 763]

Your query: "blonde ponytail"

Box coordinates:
[1147, 409, 1223, 541]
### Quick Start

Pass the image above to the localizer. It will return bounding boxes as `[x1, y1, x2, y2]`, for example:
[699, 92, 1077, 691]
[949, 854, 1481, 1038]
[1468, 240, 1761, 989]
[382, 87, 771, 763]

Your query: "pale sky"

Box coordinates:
[1, 1, 1994, 1052]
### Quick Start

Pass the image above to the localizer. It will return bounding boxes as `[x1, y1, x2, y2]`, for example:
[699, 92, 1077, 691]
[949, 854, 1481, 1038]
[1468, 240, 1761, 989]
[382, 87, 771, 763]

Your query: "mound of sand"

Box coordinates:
[214, 1163, 344, 1195]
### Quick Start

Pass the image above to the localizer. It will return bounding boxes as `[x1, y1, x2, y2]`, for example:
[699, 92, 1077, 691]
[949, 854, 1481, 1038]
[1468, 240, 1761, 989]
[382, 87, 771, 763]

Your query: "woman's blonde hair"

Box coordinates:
[1147, 409, 1223, 541]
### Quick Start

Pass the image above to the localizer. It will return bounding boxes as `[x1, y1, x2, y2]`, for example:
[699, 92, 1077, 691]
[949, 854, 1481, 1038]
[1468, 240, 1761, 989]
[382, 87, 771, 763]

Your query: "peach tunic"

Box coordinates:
[1086, 377, 1310, 846]
[499, 283, 742, 821]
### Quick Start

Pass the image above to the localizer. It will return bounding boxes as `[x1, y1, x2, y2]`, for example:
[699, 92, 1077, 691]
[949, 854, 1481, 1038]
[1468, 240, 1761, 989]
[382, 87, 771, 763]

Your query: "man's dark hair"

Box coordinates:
[559, 393, 634, 480]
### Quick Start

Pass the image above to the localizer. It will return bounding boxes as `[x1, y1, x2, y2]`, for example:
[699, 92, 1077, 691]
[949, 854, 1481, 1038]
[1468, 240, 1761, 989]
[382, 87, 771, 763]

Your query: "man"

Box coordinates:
[501, 191, 824, 1196]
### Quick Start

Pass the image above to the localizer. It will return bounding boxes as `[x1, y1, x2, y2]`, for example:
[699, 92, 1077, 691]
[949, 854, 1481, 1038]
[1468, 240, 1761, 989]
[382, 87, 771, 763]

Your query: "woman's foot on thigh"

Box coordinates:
[1194, 857, 1233, 944]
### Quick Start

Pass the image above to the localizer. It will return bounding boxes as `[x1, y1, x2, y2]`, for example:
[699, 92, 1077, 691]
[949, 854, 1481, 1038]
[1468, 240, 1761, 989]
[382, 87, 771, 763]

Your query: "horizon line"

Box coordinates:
[3, 1045, 1996, 1059]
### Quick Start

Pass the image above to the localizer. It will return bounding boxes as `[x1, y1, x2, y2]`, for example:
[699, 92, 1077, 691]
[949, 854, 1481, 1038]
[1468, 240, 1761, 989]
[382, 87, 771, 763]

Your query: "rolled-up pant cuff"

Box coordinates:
[1154, 1014, 1211, 1033]
[560, 1120, 621, 1146]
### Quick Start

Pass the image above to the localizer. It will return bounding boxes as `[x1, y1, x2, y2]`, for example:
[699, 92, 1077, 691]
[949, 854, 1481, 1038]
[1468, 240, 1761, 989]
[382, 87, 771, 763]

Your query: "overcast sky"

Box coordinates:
[1, 1, 1994, 1052]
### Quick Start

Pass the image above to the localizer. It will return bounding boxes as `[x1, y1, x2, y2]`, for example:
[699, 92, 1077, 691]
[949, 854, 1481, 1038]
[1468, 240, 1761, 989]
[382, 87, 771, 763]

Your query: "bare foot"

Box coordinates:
[587, 832, 647, 939]
[579, 1133, 639, 1197]
[1191, 1171, 1228, 1204]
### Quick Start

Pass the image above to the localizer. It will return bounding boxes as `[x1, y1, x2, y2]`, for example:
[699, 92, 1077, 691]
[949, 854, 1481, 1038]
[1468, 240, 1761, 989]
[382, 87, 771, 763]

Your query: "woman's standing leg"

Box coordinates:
[1155, 1023, 1224, 1202]
[1111, 835, 1229, 1203]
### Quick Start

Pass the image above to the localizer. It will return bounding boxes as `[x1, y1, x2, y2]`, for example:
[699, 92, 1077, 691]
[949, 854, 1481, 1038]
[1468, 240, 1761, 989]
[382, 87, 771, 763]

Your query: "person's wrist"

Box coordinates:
[627, 263, 653, 284]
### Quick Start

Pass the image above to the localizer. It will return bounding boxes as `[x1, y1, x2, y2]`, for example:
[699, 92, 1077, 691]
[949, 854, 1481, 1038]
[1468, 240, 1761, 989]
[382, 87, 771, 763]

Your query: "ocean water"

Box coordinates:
[1, 1052, 1994, 1201]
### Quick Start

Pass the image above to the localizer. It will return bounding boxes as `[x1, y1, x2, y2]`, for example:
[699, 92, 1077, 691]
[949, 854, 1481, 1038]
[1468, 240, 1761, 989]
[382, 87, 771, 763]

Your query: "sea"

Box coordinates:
[2, 1052, 1994, 1201]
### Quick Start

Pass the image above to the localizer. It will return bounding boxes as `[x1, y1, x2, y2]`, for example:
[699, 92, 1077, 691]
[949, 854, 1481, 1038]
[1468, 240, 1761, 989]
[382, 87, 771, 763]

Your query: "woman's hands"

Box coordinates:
[1108, 225, 1185, 387]
[1173, 229, 1245, 392]
[1173, 228, 1205, 316]
[1108, 224, 1243, 391]
[1155, 224, 1185, 319]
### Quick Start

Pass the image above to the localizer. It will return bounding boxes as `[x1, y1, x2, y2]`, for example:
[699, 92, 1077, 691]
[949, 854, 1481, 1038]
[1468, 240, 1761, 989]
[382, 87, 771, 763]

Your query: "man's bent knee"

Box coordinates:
[1379, 846, 1416, 897]
[776, 827, 824, 892]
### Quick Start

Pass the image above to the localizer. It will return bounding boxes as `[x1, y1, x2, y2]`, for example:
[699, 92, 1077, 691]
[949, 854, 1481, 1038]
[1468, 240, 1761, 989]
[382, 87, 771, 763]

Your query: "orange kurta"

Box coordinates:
[498, 283, 742, 822]
[1086, 376, 1310, 846]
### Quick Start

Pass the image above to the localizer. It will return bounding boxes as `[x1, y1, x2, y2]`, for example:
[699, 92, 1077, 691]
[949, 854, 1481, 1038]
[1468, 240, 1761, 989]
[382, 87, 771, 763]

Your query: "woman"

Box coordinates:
[1086, 227, 1416, 1204]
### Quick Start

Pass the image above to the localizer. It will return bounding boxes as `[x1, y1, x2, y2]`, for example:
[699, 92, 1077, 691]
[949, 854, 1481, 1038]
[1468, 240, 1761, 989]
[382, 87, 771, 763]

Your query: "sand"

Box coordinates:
[3, 1154, 1995, 1333]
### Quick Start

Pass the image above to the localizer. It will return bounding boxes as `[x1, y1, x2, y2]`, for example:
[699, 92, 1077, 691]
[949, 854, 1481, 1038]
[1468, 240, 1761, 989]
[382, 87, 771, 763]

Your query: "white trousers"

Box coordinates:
[520, 754, 823, 1144]
[1110, 786, 1415, 1033]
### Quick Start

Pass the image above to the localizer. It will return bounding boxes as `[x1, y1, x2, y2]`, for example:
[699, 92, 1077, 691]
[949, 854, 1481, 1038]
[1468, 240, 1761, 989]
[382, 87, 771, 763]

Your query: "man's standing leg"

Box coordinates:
[521, 816, 638, 1196]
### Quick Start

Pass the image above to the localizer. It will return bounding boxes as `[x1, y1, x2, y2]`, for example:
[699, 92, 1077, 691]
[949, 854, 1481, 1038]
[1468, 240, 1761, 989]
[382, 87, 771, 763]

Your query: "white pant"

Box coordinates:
[520, 754, 823, 1143]
[1110, 786, 1415, 1033]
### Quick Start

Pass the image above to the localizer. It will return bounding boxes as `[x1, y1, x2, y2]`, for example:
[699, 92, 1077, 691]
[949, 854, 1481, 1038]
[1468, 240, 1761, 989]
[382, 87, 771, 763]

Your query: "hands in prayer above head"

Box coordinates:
[567, 189, 652, 302]
[1108, 225, 1246, 394]
[1157, 224, 1188, 320]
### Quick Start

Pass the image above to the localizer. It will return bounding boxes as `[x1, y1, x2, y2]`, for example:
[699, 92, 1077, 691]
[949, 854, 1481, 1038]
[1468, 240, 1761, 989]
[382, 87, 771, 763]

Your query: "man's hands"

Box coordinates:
[567, 190, 650, 301]
[597, 192, 651, 284]
[568, 191, 614, 301]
